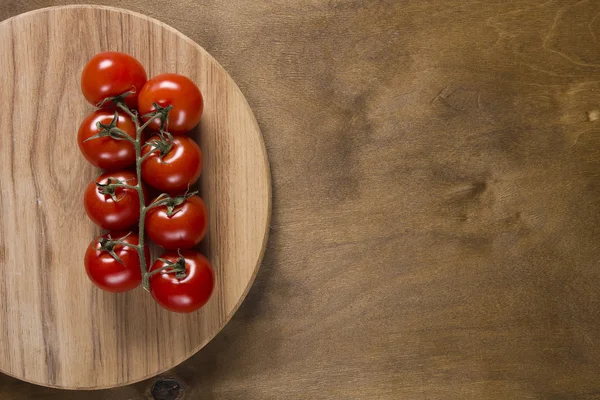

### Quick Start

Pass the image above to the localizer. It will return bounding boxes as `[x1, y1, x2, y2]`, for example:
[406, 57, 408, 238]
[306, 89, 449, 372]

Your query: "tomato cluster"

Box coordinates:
[78, 51, 214, 313]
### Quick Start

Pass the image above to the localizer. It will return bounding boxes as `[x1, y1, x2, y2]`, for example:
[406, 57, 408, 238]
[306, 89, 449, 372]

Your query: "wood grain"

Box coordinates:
[0, 5, 270, 390]
[4, 0, 600, 399]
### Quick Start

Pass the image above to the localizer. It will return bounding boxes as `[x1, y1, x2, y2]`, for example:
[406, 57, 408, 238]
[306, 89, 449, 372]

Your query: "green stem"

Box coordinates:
[146, 264, 175, 278]
[109, 101, 153, 291]
[105, 182, 138, 190]
[131, 109, 151, 291]
[108, 240, 140, 250]
[108, 127, 136, 143]
[116, 102, 137, 120]
[140, 150, 156, 163]
[139, 117, 157, 132]
[145, 197, 172, 212]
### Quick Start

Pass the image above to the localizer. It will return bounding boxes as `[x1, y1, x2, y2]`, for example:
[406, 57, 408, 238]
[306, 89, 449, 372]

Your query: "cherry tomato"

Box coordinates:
[84, 232, 149, 293]
[77, 110, 137, 170]
[138, 73, 203, 134]
[149, 250, 214, 313]
[81, 51, 147, 109]
[84, 171, 145, 230]
[146, 195, 208, 250]
[141, 135, 202, 193]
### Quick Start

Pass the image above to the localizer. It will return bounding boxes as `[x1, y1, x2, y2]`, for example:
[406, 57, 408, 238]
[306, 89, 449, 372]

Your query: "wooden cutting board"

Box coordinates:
[0, 5, 271, 390]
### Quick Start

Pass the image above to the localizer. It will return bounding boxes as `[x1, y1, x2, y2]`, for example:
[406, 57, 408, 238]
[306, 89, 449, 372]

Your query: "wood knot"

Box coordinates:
[150, 378, 184, 400]
[587, 110, 600, 122]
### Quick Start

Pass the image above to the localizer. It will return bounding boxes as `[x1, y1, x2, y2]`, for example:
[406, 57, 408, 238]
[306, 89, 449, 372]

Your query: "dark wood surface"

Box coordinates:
[2, 0, 600, 398]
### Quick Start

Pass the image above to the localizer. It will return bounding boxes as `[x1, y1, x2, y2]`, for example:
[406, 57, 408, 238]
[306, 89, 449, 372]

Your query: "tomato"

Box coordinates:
[77, 110, 137, 170]
[141, 135, 202, 193]
[149, 250, 214, 313]
[81, 52, 147, 109]
[146, 195, 208, 249]
[138, 73, 203, 134]
[84, 171, 145, 230]
[84, 232, 149, 292]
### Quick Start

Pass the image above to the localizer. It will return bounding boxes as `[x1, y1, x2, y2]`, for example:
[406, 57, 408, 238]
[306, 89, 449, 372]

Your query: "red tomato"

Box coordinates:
[149, 250, 214, 313]
[138, 73, 203, 134]
[77, 110, 137, 170]
[141, 135, 202, 193]
[146, 195, 208, 249]
[81, 52, 147, 109]
[84, 171, 145, 230]
[84, 232, 149, 292]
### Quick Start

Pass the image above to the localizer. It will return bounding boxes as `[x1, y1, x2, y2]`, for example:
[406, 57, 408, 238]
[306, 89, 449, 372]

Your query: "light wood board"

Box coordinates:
[0, 5, 271, 390]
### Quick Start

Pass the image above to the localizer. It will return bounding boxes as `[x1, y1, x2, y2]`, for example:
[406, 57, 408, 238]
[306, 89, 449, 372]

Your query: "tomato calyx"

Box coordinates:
[142, 102, 173, 131]
[96, 177, 137, 202]
[152, 255, 187, 279]
[82, 111, 134, 144]
[149, 191, 198, 217]
[144, 252, 187, 289]
[142, 130, 175, 160]
[96, 232, 138, 265]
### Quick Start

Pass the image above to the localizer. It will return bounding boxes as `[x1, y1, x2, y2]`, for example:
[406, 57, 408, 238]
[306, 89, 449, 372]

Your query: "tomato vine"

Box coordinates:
[87, 98, 184, 290]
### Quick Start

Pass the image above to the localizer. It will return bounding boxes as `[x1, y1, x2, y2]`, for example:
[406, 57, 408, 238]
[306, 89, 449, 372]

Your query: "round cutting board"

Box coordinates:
[0, 5, 271, 390]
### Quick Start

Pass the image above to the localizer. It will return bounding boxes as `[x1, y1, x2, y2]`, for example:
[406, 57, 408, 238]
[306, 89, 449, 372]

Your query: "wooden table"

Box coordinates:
[2, 1, 600, 398]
